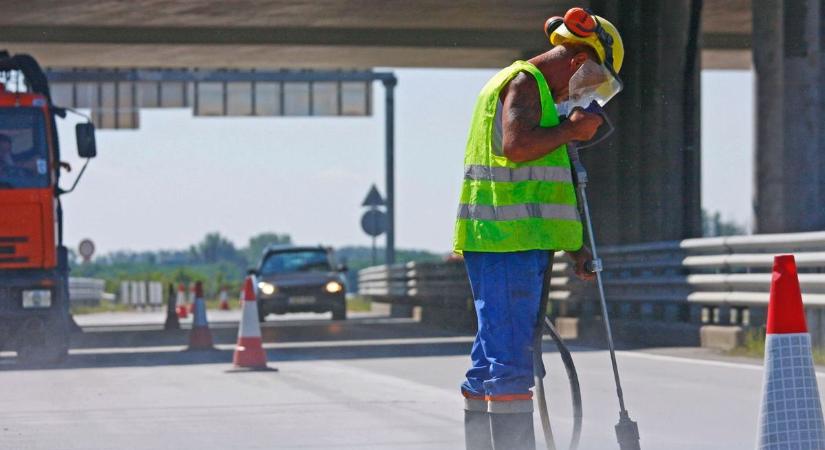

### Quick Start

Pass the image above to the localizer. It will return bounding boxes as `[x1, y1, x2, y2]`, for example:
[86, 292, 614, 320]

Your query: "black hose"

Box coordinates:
[534, 253, 582, 450]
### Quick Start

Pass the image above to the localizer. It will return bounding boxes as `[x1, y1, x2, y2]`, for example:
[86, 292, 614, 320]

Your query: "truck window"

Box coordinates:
[0, 108, 50, 189]
[260, 250, 332, 275]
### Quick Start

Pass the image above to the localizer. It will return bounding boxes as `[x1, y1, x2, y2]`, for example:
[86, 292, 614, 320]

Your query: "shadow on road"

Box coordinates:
[0, 316, 601, 371]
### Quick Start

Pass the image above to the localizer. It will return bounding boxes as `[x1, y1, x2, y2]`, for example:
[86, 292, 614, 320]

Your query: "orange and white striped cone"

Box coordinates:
[187, 281, 214, 351]
[757, 255, 825, 449]
[219, 286, 230, 311]
[175, 282, 188, 319]
[188, 282, 196, 314]
[232, 276, 271, 370]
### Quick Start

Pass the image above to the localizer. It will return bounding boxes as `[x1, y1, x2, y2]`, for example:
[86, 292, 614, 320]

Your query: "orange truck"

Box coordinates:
[0, 51, 97, 362]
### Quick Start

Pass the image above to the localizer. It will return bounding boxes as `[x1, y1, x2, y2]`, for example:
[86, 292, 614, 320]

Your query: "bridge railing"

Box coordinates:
[358, 231, 825, 348]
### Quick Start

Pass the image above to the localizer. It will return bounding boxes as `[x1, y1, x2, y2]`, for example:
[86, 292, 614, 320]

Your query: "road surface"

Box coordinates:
[0, 311, 813, 449]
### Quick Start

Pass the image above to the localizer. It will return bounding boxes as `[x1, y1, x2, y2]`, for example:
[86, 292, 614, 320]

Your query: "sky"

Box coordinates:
[55, 68, 755, 255]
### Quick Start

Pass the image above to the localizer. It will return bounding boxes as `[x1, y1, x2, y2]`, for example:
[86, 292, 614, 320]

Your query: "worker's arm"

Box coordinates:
[501, 73, 603, 163]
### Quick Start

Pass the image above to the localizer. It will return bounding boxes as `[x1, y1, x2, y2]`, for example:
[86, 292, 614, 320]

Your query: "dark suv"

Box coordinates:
[253, 245, 347, 321]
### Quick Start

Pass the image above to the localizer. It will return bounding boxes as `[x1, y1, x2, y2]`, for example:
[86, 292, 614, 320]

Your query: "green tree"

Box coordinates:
[192, 232, 241, 264]
[702, 209, 747, 237]
[243, 232, 292, 265]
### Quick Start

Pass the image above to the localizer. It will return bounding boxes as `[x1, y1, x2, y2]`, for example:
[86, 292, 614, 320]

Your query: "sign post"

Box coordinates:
[361, 185, 387, 265]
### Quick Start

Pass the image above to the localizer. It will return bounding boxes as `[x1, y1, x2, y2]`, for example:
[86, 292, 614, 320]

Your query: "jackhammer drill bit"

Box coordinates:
[569, 132, 641, 450]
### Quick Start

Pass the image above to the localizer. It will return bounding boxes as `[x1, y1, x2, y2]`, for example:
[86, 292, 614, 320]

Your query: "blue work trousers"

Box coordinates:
[461, 250, 551, 399]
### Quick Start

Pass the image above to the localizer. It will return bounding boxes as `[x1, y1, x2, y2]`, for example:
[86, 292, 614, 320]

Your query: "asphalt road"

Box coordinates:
[0, 311, 818, 450]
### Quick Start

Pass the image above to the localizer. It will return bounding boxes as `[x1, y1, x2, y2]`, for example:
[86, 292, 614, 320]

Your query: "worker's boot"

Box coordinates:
[489, 411, 536, 450]
[464, 398, 492, 450]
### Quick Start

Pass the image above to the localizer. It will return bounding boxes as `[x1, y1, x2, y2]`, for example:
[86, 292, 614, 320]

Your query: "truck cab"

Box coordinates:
[0, 52, 97, 363]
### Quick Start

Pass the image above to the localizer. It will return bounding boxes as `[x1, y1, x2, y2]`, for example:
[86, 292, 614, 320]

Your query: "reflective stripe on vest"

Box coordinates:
[452, 60, 583, 253]
[457, 203, 580, 222]
[464, 164, 573, 184]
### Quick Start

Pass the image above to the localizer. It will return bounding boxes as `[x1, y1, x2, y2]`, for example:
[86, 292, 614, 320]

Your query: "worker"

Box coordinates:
[453, 8, 624, 450]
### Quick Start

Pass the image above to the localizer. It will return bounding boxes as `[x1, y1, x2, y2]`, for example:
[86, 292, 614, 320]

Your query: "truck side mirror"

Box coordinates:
[75, 123, 97, 158]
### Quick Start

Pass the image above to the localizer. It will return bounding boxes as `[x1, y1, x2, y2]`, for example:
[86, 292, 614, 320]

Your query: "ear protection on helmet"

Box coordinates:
[549, 7, 618, 78]
[544, 16, 564, 39]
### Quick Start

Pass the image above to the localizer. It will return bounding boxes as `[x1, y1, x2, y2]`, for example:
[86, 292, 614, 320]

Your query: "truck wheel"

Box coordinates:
[17, 335, 68, 365]
[332, 300, 347, 321]
[18, 342, 68, 365]
[16, 319, 69, 365]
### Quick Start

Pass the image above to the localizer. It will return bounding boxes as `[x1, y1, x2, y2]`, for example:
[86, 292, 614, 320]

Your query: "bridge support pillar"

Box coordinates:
[753, 0, 825, 233]
[582, 0, 702, 244]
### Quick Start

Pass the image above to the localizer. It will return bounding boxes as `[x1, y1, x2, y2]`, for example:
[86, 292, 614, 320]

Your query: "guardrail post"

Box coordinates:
[715, 305, 731, 325]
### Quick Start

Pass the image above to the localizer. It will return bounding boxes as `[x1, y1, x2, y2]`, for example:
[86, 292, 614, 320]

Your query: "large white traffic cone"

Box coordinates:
[757, 255, 825, 449]
[187, 281, 214, 350]
[232, 276, 271, 369]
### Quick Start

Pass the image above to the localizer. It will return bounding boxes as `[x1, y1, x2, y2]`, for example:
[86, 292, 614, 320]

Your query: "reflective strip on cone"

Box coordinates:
[757, 333, 825, 449]
[238, 294, 262, 338]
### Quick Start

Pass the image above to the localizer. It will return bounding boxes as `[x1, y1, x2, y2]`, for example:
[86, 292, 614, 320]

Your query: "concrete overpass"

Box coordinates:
[1, 0, 822, 242]
[1, 0, 750, 69]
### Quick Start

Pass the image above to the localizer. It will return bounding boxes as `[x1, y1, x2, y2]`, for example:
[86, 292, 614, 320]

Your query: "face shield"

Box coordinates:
[560, 59, 623, 114]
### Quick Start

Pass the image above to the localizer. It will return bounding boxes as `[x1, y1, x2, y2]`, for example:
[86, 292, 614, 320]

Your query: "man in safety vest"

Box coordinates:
[453, 8, 624, 450]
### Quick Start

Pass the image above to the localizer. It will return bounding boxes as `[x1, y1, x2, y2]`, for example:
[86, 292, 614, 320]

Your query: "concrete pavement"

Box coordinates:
[0, 311, 815, 449]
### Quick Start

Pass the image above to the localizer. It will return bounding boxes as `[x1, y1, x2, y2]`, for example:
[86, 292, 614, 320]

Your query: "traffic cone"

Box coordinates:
[232, 276, 272, 370]
[188, 282, 196, 313]
[164, 283, 180, 330]
[219, 285, 230, 310]
[175, 283, 188, 319]
[757, 255, 825, 449]
[187, 281, 214, 351]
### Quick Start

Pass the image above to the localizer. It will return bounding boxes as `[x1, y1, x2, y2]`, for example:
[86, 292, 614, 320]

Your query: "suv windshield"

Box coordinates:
[260, 249, 332, 275]
[0, 108, 50, 189]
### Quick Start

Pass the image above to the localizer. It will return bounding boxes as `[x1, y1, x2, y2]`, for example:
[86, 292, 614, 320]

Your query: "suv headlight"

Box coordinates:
[22, 290, 52, 308]
[324, 281, 344, 294]
[257, 281, 277, 296]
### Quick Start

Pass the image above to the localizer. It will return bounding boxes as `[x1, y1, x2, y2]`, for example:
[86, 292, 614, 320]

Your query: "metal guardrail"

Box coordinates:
[358, 230, 825, 345]
[68, 277, 107, 306]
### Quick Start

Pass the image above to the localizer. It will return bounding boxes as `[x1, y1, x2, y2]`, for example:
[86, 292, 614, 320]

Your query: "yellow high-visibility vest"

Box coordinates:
[453, 60, 582, 253]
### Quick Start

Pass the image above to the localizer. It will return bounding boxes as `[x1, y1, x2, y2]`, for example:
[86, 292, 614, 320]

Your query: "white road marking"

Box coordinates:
[617, 350, 825, 379]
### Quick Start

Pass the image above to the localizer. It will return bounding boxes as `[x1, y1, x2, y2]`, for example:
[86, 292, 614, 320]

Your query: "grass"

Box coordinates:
[70, 300, 133, 315]
[728, 327, 825, 365]
[346, 296, 372, 312]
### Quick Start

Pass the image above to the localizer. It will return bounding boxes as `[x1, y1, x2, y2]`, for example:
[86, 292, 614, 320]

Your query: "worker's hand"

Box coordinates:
[567, 246, 596, 281]
[564, 109, 604, 142]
